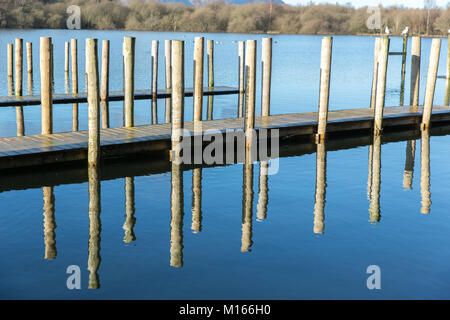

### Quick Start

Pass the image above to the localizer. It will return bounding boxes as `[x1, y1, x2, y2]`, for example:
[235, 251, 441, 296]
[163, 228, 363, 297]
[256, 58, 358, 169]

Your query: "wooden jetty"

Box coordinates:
[1, 34, 449, 171]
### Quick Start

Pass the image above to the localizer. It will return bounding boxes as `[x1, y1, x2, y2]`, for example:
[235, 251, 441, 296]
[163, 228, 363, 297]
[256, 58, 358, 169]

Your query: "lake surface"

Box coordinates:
[0, 30, 450, 299]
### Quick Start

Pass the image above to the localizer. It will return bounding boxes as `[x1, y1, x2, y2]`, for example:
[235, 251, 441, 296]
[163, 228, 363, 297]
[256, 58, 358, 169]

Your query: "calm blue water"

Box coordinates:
[0, 30, 450, 299]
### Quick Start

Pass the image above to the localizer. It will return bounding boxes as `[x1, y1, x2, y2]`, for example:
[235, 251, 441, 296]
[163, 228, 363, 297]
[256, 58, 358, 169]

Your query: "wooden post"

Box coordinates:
[87, 165, 101, 289]
[123, 177, 136, 243]
[71, 38, 79, 131]
[123, 36, 135, 128]
[152, 40, 159, 124]
[373, 37, 390, 136]
[101, 40, 110, 129]
[64, 41, 69, 74]
[399, 36, 407, 106]
[171, 40, 185, 162]
[261, 37, 272, 116]
[238, 41, 245, 118]
[191, 168, 202, 233]
[420, 129, 431, 214]
[15, 38, 24, 136]
[86, 38, 100, 167]
[207, 40, 214, 120]
[315, 37, 333, 144]
[40, 37, 52, 135]
[165, 40, 172, 123]
[410, 36, 421, 107]
[26, 42, 33, 95]
[421, 39, 441, 130]
[444, 34, 450, 106]
[370, 38, 380, 109]
[245, 40, 256, 162]
[7, 43, 14, 96]
[193, 37, 204, 122]
[313, 142, 327, 234]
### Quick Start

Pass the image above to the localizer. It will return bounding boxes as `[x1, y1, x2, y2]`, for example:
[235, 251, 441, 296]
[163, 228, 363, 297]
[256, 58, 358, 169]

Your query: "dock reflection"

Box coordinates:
[256, 161, 269, 221]
[313, 143, 327, 234]
[241, 162, 254, 252]
[191, 168, 202, 233]
[42, 186, 56, 260]
[123, 177, 136, 243]
[420, 129, 431, 214]
[403, 140, 416, 190]
[88, 166, 102, 289]
[170, 162, 184, 268]
[368, 134, 381, 223]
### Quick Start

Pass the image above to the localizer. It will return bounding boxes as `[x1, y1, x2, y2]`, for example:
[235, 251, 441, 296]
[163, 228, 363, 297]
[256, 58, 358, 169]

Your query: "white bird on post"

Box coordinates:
[401, 26, 409, 35]
[385, 26, 391, 34]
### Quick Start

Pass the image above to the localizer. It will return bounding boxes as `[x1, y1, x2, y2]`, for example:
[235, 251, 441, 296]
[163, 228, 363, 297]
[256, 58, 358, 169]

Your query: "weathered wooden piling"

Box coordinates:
[152, 40, 159, 124]
[43, 186, 56, 260]
[421, 39, 441, 130]
[191, 168, 202, 233]
[7, 43, 14, 96]
[370, 38, 380, 109]
[123, 36, 135, 128]
[15, 38, 24, 136]
[444, 34, 450, 106]
[207, 39, 214, 120]
[373, 36, 390, 136]
[316, 36, 332, 144]
[64, 41, 69, 74]
[40, 37, 53, 135]
[399, 36, 408, 106]
[87, 165, 101, 289]
[71, 38, 79, 131]
[261, 37, 272, 117]
[256, 161, 268, 221]
[165, 40, 172, 123]
[123, 177, 136, 243]
[86, 38, 100, 167]
[410, 36, 421, 107]
[313, 142, 327, 234]
[193, 37, 204, 122]
[420, 129, 431, 214]
[238, 41, 245, 118]
[171, 40, 185, 162]
[101, 40, 110, 129]
[244, 40, 256, 161]
[26, 42, 33, 95]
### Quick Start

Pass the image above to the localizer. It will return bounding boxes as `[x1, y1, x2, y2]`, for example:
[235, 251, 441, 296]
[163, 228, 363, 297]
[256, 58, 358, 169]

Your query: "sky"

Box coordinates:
[281, 0, 448, 8]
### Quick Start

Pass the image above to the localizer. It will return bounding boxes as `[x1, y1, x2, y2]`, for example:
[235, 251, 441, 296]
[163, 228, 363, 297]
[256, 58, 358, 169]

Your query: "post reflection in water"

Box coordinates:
[123, 177, 136, 243]
[191, 168, 202, 233]
[420, 129, 431, 214]
[88, 166, 102, 289]
[256, 161, 268, 221]
[42, 186, 56, 260]
[170, 162, 184, 268]
[403, 140, 416, 190]
[367, 145, 373, 199]
[313, 143, 327, 234]
[241, 161, 254, 252]
[368, 134, 382, 223]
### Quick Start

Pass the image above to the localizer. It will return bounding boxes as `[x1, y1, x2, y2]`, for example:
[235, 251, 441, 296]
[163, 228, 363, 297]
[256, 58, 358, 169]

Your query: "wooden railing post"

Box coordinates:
[316, 36, 332, 144]
[86, 38, 100, 167]
[123, 36, 135, 128]
[101, 40, 110, 129]
[373, 37, 390, 136]
[261, 37, 272, 116]
[40, 37, 53, 135]
[421, 39, 441, 130]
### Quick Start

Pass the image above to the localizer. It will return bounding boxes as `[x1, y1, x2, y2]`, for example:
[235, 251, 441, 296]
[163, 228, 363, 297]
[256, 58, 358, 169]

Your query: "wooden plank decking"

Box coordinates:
[0, 86, 239, 107]
[1, 105, 450, 170]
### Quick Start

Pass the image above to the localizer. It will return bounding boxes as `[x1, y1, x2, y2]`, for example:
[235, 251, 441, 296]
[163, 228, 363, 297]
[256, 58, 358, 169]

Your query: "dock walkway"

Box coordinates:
[1, 105, 450, 170]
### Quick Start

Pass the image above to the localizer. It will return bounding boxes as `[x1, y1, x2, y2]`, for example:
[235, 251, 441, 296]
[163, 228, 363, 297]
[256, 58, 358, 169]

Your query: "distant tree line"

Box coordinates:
[0, 0, 449, 36]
